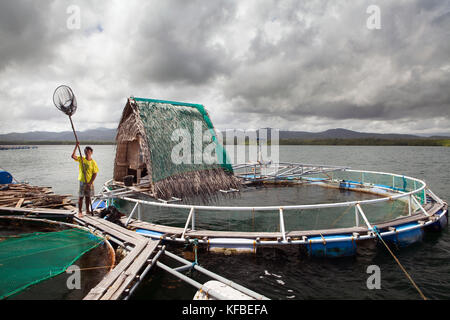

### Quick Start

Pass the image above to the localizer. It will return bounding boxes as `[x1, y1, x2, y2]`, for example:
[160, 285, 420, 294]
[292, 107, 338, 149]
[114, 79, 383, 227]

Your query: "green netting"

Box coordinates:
[0, 228, 103, 299]
[328, 171, 426, 204]
[134, 98, 232, 183]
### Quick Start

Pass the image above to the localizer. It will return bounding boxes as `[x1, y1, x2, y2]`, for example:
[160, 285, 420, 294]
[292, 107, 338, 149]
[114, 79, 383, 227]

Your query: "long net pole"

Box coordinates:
[69, 115, 93, 214]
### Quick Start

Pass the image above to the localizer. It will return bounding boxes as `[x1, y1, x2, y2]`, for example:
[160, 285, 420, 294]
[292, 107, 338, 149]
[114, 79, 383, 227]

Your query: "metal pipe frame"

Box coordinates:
[162, 250, 269, 300]
[99, 164, 445, 248]
[181, 207, 195, 239]
[125, 202, 139, 226]
[104, 166, 428, 214]
[124, 245, 166, 300]
[140, 208, 447, 247]
[104, 238, 268, 301]
[412, 196, 431, 217]
[426, 188, 445, 205]
[156, 261, 232, 300]
[356, 204, 373, 230]
[279, 208, 286, 242]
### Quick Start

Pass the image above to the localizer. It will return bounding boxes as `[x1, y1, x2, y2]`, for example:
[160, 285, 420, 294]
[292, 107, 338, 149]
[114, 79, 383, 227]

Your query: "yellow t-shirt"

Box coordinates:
[75, 156, 99, 183]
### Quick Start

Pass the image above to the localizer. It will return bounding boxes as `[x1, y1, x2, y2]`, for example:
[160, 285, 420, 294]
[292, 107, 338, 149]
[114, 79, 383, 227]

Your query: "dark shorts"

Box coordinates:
[79, 181, 94, 198]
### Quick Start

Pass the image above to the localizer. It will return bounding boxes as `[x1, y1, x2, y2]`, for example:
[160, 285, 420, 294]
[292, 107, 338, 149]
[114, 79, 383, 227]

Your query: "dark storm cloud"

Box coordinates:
[0, 1, 62, 70]
[127, 0, 238, 85]
[220, 0, 450, 123]
[0, 0, 449, 134]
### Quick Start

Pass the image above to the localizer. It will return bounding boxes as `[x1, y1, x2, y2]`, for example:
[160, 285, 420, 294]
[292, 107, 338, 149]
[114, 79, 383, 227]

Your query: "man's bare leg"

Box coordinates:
[78, 197, 84, 217]
[85, 197, 92, 215]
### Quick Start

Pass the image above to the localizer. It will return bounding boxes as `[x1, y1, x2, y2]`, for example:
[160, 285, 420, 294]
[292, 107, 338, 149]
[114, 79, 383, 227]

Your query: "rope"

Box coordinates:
[319, 233, 326, 245]
[372, 226, 427, 300]
[75, 265, 113, 271]
[191, 239, 199, 268]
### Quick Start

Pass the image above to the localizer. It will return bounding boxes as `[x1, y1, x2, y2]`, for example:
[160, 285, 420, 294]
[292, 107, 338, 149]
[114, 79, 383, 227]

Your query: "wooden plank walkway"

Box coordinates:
[75, 214, 160, 300]
[0, 205, 75, 218]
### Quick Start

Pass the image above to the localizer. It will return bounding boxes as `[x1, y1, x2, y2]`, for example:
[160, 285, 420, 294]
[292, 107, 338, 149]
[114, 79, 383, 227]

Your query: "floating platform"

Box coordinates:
[96, 163, 448, 258]
[74, 213, 267, 300]
[0, 146, 38, 151]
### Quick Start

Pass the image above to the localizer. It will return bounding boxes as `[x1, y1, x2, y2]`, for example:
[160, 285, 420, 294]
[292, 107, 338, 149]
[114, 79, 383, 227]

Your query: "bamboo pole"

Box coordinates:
[69, 115, 93, 214]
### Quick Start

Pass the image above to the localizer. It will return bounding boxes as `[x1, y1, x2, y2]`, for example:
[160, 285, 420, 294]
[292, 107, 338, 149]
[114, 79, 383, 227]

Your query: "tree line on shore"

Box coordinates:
[1, 138, 449, 146]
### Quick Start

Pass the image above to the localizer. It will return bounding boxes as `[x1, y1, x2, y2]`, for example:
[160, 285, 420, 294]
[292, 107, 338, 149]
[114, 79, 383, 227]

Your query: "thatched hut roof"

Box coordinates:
[114, 97, 240, 200]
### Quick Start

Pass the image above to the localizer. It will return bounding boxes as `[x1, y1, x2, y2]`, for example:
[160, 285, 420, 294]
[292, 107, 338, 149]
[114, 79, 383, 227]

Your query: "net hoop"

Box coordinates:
[53, 85, 78, 116]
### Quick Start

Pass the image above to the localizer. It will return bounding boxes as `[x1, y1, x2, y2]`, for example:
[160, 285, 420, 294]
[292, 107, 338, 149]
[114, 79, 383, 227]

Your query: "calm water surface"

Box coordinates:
[1, 145, 449, 299]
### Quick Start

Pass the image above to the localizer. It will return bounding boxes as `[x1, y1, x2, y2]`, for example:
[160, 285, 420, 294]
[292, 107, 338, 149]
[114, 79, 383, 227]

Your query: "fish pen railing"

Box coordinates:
[233, 162, 349, 181]
[99, 165, 438, 244]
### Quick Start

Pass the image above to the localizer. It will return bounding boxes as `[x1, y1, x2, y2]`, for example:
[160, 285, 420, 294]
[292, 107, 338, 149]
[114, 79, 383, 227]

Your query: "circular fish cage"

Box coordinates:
[0, 216, 115, 299]
[100, 162, 448, 258]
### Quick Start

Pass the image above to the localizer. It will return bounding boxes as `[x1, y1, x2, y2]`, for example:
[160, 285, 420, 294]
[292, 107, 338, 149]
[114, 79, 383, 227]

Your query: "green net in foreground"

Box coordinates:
[0, 228, 103, 299]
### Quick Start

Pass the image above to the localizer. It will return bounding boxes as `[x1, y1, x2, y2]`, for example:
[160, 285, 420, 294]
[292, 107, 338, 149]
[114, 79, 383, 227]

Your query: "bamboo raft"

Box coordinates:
[0, 183, 76, 219]
[75, 214, 161, 300]
[0, 183, 75, 210]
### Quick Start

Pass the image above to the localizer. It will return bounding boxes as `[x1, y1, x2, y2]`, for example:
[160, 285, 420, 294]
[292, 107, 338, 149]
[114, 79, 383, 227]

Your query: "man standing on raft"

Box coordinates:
[71, 142, 99, 217]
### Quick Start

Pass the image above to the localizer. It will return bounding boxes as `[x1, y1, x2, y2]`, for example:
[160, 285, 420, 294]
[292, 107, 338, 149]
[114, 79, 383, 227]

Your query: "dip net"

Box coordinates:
[0, 228, 103, 299]
[53, 85, 77, 116]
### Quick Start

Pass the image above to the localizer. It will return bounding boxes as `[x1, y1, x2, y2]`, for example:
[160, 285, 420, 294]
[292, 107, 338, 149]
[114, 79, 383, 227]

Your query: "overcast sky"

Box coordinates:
[0, 0, 449, 135]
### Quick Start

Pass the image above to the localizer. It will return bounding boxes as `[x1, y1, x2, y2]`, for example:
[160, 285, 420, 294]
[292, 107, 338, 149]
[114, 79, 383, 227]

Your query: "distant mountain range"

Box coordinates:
[223, 128, 450, 141]
[0, 127, 449, 143]
[0, 128, 117, 142]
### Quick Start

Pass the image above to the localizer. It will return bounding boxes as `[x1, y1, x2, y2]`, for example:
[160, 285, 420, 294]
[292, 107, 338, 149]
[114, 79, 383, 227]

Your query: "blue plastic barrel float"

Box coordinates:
[307, 234, 357, 258]
[0, 170, 13, 185]
[425, 209, 448, 232]
[382, 223, 424, 248]
[339, 180, 357, 190]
